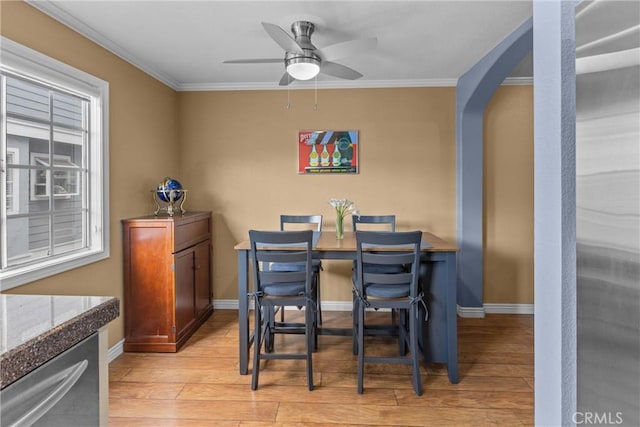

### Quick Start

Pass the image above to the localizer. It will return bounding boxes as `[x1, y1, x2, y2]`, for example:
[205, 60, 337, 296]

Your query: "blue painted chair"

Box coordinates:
[353, 230, 425, 395]
[249, 230, 317, 391]
[351, 215, 403, 352]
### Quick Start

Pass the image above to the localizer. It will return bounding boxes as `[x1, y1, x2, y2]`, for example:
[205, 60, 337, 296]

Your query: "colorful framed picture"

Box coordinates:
[298, 130, 358, 174]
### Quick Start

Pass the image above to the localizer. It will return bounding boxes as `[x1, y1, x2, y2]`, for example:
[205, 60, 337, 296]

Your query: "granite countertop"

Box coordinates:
[0, 294, 119, 389]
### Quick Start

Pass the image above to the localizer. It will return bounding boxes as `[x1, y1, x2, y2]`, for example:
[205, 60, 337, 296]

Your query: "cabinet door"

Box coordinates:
[174, 249, 196, 339]
[125, 224, 173, 342]
[194, 240, 211, 317]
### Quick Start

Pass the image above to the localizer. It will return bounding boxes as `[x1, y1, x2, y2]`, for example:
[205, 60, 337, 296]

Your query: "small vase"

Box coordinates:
[336, 214, 344, 239]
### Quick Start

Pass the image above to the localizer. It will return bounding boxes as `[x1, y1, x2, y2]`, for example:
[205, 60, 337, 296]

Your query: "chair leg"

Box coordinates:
[312, 293, 318, 352]
[409, 305, 423, 396]
[251, 302, 263, 390]
[315, 271, 323, 326]
[398, 308, 408, 356]
[265, 306, 275, 353]
[352, 293, 359, 355]
[305, 300, 315, 391]
[357, 303, 365, 394]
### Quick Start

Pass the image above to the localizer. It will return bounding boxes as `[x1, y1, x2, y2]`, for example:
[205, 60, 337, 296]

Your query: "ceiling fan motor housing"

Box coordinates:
[291, 21, 316, 50]
[285, 51, 321, 67]
[286, 20, 320, 69]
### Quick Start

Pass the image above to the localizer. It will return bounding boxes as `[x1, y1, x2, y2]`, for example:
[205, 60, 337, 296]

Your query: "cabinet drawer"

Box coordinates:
[174, 215, 210, 252]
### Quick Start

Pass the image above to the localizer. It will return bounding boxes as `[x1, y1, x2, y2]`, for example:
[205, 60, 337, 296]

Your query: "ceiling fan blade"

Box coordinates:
[279, 72, 294, 86]
[321, 61, 363, 80]
[262, 22, 303, 53]
[223, 58, 282, 64]
[315, 37, 377, 62]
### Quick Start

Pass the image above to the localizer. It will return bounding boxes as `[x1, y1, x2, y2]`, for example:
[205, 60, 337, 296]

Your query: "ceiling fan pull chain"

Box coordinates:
[314, 75, 318, 111]
[286, 75, 291, 109]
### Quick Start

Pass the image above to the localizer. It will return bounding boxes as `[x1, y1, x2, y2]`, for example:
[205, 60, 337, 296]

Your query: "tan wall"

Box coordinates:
[179, 86, 533, 305]
[1, 1, 534, 350]
[483, 85, 534, 304]
[0, 1, 180, 347]
[178, 88, 458, 301]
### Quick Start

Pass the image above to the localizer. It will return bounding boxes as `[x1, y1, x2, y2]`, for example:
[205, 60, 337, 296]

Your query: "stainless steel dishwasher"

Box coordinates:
[1, 333, 99, 427]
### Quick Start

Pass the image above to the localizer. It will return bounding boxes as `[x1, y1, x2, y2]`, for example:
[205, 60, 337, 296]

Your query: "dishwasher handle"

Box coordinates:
[8, 359, 88, 427]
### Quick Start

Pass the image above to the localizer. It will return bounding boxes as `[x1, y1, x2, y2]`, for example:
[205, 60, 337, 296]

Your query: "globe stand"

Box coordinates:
[151, 189, 188, 216]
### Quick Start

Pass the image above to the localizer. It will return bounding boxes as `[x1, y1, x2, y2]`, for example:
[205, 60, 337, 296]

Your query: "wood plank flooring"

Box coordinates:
[109, 310, 533, 426]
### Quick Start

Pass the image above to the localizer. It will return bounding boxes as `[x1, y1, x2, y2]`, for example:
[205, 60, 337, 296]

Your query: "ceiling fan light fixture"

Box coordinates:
[285, 55, 320, 80]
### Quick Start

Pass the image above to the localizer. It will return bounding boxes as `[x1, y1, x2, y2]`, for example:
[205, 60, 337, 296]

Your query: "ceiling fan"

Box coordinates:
[223, 21, 377, 86]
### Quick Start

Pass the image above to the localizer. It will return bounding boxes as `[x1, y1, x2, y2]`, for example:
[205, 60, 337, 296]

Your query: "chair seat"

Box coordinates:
[365, 283, 410, 298]
[271, 259, 322, 272]
[263, 281, 307, 296]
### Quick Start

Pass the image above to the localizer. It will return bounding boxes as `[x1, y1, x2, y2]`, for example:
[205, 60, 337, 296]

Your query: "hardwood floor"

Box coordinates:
[109, 310, 533, 426]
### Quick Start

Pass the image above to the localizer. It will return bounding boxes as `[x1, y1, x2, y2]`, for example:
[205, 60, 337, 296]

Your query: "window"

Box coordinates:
[1, 37, 109, 290]
[5, 148, 18, 214]
[30, 154, 81, 200]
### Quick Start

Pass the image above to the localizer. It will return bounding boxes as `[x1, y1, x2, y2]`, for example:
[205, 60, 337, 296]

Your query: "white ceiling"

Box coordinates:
[28, 0, 534, 91]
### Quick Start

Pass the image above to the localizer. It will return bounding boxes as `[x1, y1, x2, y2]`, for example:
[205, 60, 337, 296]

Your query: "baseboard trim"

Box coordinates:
[457, 303, 534, 318]
[216, 299, 534, 315]
[484, 303, 534, 315]
[212, 299, 355, 312]
[213, 299, 242, 310]
[108, 339, 124, 363]
[457, 305, 486, 318]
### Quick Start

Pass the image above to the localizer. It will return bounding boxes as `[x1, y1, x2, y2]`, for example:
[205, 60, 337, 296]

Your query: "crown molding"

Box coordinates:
[177, 78, 459, 91]
[178, 76, 531, 91]
[27, 0, 532, 92]
[26, 0, 181, 90]
[502, 76, 534, 85]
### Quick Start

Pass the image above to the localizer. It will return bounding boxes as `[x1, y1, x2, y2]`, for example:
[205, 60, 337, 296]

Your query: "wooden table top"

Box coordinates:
[234, 231, 458, 252]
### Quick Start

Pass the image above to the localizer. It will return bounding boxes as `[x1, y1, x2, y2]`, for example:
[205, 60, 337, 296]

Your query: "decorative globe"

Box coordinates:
[156, 177, 183, 202]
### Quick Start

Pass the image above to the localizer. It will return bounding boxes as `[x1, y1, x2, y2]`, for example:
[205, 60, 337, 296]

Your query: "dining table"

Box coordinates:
[234, 230, 460, 384]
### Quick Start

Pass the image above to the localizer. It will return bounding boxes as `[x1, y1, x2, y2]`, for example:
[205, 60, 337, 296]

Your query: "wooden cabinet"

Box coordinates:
[122, 211, 213, 352]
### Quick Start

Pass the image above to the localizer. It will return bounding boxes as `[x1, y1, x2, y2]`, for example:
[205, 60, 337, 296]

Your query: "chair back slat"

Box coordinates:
[352, 215, 396, 231]
[281, 215, 323, 231]
[362, 252, 415, 265]
[256, 250, 307, 263]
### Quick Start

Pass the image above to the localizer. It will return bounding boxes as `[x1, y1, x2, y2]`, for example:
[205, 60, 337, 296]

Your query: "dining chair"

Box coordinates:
[271, 215, 324, 325]
[249, 230, 317, 391]
[354, 230, 425, 395]
[351, 215, 403, 352]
